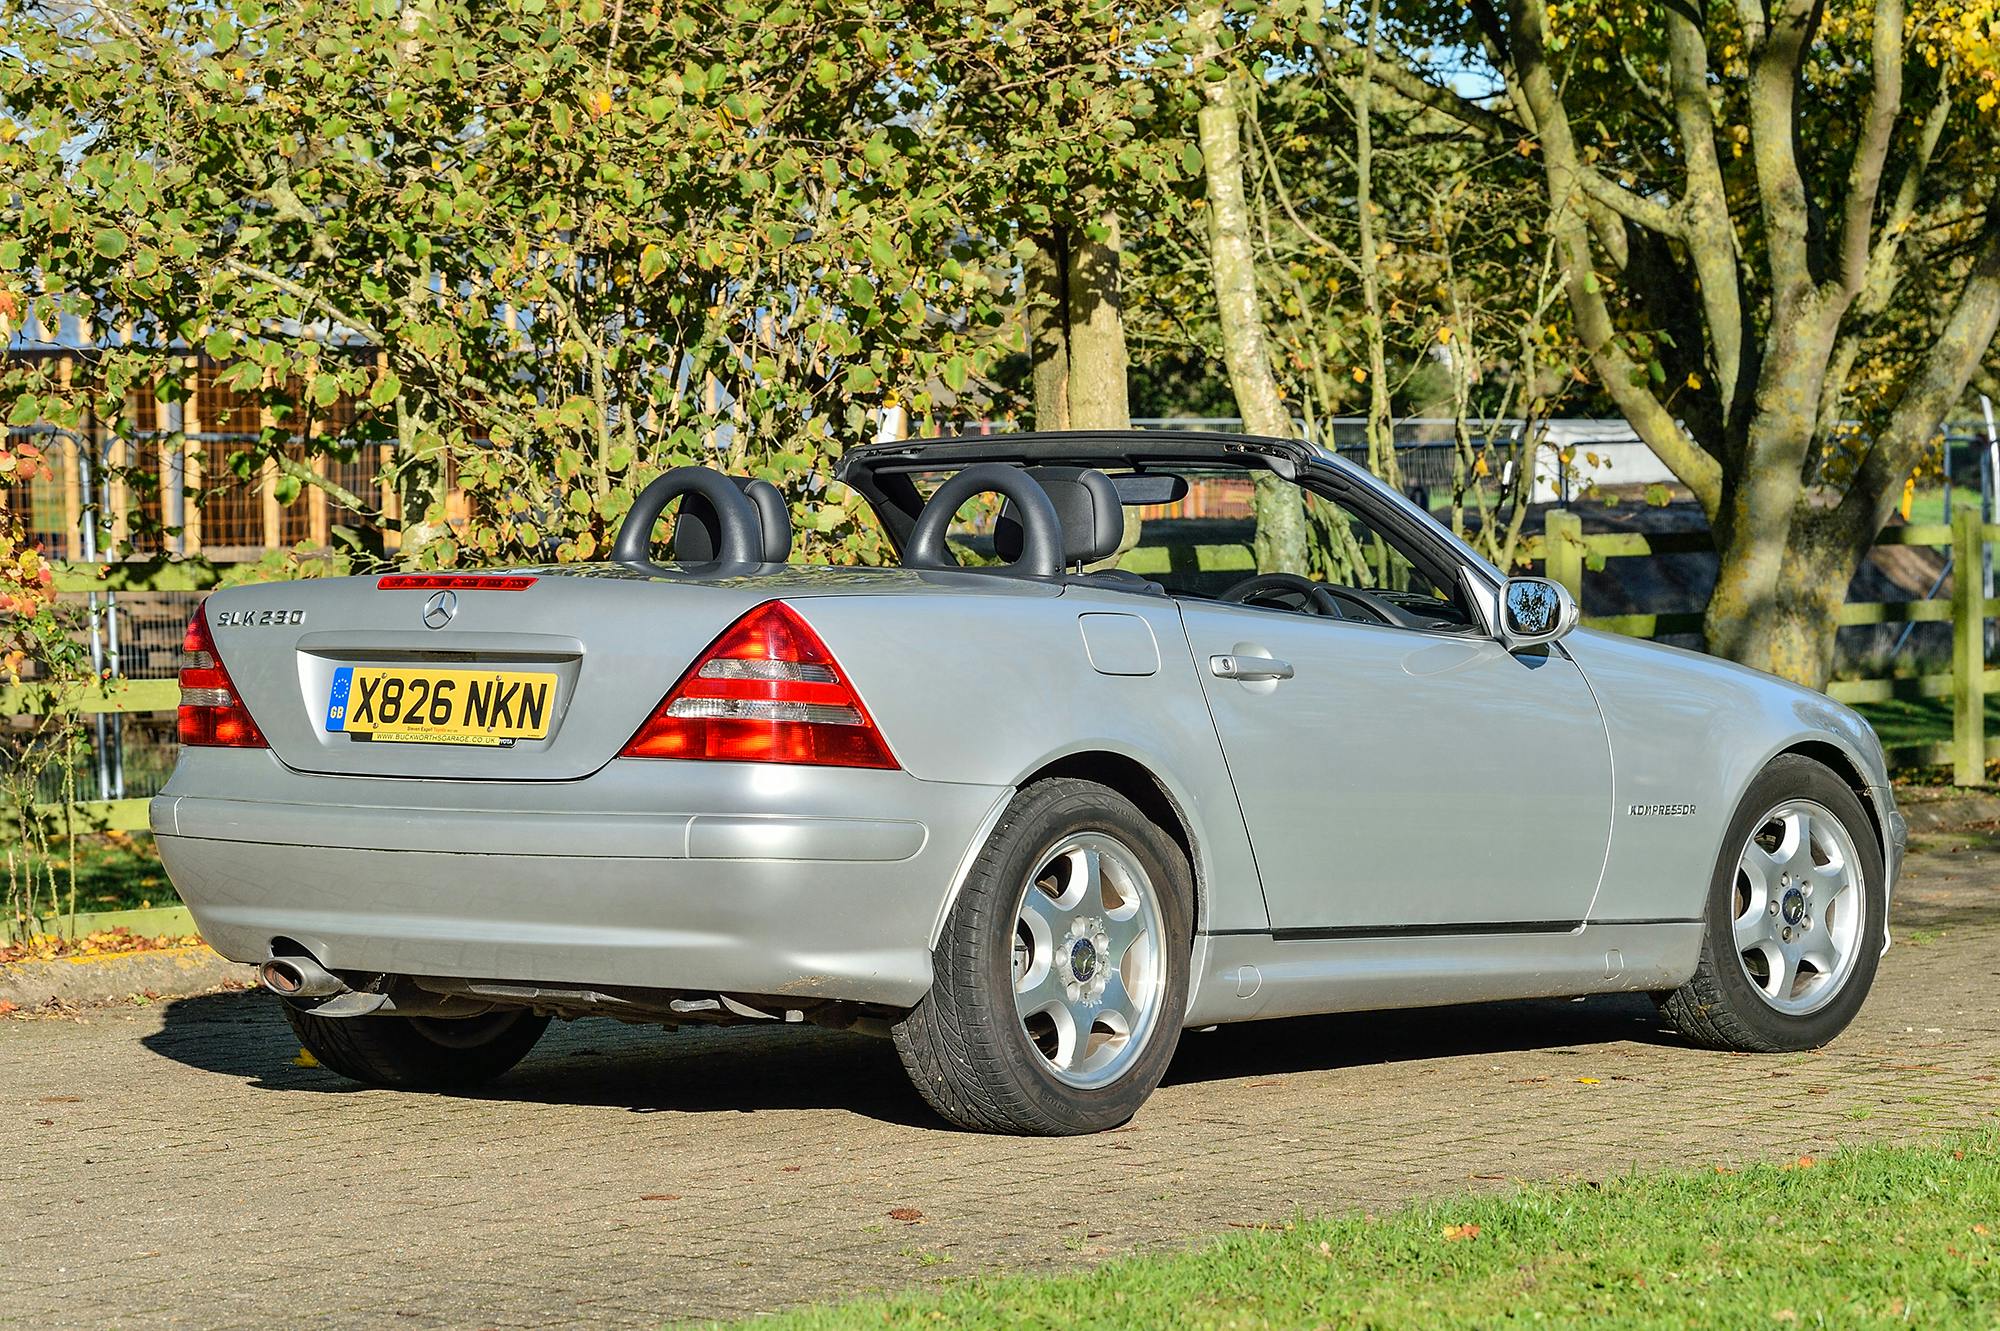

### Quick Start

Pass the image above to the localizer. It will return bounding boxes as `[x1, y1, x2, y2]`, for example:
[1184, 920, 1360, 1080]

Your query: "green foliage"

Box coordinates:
[0, 0, 1190, 568]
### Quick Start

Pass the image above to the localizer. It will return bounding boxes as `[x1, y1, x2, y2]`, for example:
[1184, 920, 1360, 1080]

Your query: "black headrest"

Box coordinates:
[673, 476, 792, 563]
[994, 466, 1123, 567]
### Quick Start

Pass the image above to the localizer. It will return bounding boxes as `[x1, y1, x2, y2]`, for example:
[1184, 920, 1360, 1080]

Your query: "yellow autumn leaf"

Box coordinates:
[1686, 372, 1703, 390]
[291, 1047, 320, 1068]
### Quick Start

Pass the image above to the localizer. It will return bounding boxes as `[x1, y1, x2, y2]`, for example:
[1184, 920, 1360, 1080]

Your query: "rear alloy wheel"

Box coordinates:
[284, 1003, 550, 1090]
[894, 778, 1192, 1134]
[1659, 755, 1885, 1052]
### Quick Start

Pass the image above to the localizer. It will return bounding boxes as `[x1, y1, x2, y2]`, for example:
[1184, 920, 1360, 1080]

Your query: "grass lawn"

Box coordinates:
[696, 1130, 2000, 1329]
[1852, 697, 2000, 753]
[7, 832, 177, 917]
[1901, 485, 1985, 531]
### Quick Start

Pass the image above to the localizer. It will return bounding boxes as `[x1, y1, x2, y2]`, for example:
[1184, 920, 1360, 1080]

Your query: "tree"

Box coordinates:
[1, 0, 1185, 570]
[1191, 2, 1310, 572]
[1313, 0, 2000, 686]
[1171, 5, 1580, 573]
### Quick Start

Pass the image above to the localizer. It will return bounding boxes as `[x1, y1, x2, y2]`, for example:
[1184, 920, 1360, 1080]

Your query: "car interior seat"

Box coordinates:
[994, 466, 1158, 591]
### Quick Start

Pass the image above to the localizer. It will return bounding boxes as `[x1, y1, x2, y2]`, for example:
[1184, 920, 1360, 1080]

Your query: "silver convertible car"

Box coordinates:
[154, 431, 1904, 1134]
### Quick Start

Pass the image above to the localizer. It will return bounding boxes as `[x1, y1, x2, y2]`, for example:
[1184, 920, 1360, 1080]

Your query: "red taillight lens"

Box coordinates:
[620, 601, 897, 769]
[178, 604, 268, 748]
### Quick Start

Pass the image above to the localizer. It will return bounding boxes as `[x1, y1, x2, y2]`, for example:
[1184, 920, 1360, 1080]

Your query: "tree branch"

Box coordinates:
[1506, 0, 1722, 512]
[1841, 212, 2000, 532]
[1744, 0, 1822, 317]
[1856, 83, 1952, 315]
[1307, 22, 1680, 239]
[271, 451, 370, 515]
[1839, 0, 1905, 300]
[1664, 0, 1749, 417]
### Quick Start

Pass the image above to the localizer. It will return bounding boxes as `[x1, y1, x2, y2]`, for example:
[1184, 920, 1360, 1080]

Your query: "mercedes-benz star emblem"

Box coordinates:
[421, 589, 458, 630]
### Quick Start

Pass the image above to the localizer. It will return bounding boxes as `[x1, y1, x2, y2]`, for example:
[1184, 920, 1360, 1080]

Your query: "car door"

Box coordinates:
[1172, 492, 1613, 934]
[1181, 604, 1613, 931]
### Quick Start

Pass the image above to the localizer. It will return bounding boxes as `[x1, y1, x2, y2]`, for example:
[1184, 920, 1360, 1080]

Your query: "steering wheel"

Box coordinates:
[1221, 572, 1427, 628]
[902, 462, 1065, 578]
[1220, 571, 1348, 618]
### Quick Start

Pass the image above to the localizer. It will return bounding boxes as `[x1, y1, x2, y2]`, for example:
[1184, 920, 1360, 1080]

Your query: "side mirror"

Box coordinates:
[1499, 577, 1579, 650]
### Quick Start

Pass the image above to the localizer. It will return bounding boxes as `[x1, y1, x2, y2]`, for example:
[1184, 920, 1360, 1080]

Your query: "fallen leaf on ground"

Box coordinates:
[639, 1194, 681, 1202]
[0, 1000, 16, 1015]
[1782, 1155, 1816, 1170]
[1, 929, 202, 966]
[290, 1047, 319, 1068]
[1576, 1077, 1601, 1085]
[888, 1207, 924, 1223]
[1442, 1224, 1480, 1242]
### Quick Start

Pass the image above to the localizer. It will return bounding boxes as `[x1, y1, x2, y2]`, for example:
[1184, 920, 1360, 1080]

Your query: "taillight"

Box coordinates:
[178, 603, 268, 748]
[620, 601, 897, 769]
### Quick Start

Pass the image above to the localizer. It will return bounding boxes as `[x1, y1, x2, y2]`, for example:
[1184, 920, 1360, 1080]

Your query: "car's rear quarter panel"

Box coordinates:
[789, 583, 1266, 935]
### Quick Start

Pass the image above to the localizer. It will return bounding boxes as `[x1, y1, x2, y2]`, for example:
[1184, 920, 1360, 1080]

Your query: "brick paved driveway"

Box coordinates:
[6, 807, 1998, 1330]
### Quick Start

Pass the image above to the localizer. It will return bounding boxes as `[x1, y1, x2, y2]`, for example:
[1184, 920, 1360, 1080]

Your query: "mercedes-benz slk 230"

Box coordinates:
[153, 431, 1904, 1135]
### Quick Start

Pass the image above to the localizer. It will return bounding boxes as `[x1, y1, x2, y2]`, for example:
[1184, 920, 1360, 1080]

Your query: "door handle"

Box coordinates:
[1210, 654, 1294, 682]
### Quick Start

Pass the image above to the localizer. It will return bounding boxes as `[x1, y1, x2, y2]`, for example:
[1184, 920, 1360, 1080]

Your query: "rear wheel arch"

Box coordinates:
[1018, 751, 1203, 937]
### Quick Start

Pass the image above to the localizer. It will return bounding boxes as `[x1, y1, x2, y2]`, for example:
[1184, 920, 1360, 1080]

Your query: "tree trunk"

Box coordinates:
[1064, 204, 1131, 433]
[1351, 0, 1400, 492]
[1024, 233, 1071, 432]
[1705, 513, 1860, 688]
[1024, 210, 1130, 434]
[1193, 3, 1307, 574]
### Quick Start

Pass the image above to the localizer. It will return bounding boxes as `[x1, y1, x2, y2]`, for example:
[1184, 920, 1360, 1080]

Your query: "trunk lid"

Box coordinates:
[198, 564, 1053, 781]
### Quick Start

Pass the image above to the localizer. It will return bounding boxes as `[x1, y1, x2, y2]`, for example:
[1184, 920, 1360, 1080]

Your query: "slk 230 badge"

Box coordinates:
[212, 608, 306, 627]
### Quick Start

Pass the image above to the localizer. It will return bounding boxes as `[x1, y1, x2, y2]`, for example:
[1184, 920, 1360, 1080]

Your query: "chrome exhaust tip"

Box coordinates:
[259, 954, 347, 999]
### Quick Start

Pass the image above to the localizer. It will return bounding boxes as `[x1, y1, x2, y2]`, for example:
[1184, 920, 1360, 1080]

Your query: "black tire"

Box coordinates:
[893, 778, 1193, 1135]
[284, 1002, 550, 1090]
[1659, 754, 1885, 1052]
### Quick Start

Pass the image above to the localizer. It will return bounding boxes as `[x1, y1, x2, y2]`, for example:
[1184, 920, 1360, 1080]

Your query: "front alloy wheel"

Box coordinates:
[1660, 754, 1885, 1053]
[1729, 799, 1868, 1016]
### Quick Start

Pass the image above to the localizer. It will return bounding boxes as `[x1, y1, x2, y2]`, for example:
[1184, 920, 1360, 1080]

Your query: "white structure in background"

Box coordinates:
[1532, 418, 1678, 503]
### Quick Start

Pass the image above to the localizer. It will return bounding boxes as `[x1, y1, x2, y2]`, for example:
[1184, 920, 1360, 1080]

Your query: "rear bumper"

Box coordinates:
[152, 749, 1010, 1008]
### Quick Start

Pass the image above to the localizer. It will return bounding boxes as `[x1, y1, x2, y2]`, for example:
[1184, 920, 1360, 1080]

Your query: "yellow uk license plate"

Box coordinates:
[324, 666, 556, 746]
